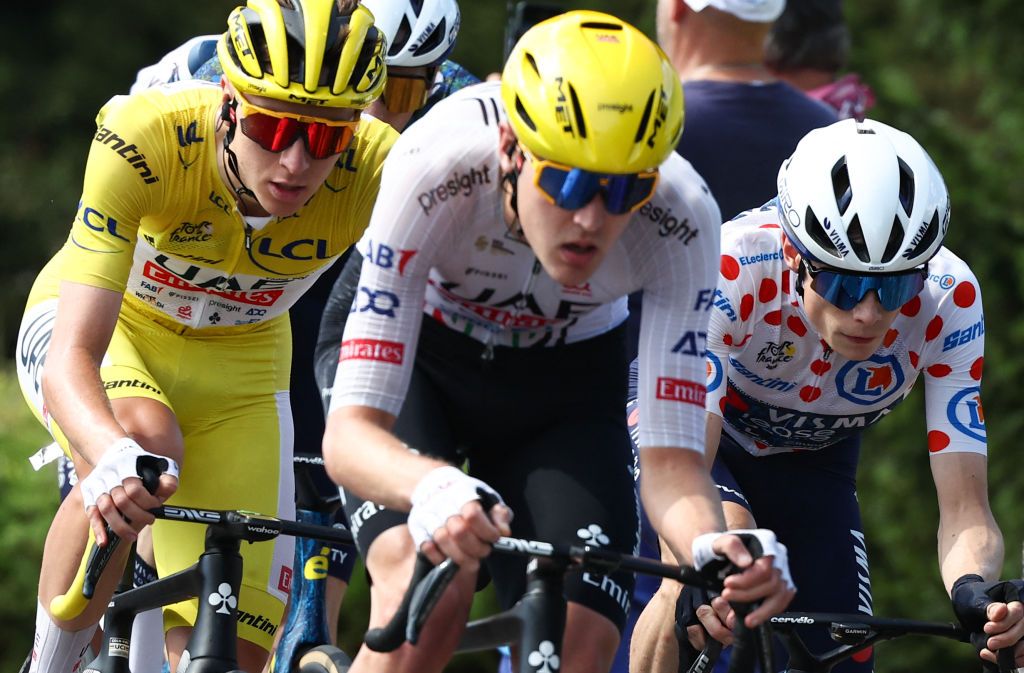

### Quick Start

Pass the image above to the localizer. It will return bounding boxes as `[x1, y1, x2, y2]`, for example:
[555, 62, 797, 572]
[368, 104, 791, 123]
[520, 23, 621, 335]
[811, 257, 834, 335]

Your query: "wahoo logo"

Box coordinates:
[836, 354, 905, 406]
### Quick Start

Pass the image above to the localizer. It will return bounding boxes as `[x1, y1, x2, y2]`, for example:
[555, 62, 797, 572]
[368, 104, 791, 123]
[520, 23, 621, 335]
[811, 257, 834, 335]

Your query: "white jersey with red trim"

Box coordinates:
[706, 204, 986, 456]
[331, 81, 722, 452]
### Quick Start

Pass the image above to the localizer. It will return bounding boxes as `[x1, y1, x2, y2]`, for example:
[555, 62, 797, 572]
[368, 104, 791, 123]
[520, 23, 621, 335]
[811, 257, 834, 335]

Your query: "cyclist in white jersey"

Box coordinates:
[322, 11, 796, 673]
[633, 118, 1024, 672]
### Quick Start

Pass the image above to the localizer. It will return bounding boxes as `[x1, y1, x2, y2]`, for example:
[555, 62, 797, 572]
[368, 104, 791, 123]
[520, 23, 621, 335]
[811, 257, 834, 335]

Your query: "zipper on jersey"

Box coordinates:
[479, 256, 542, 362]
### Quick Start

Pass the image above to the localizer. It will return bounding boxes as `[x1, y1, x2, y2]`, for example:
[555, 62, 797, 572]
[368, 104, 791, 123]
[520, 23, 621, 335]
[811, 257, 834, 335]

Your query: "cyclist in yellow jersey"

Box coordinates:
[14, 2, 395, 672]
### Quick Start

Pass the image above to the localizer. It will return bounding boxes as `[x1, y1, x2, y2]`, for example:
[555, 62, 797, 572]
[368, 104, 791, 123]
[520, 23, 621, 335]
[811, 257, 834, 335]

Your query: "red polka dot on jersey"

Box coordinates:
[759, 278, 778, 303]
[927, 364, 952, 377]
[883, 329, 899, 348]
[740, 294, 755, 321]
[787, 315, 807, 337]
[782, 270, 791, 295]
[971, 357, 984, 380]
[909, 351, 920, 368]
[759, 223, 781, 229]
[719, 398, 727, 414]
[721, 255, 740, 280]
[765, 310, 782, 325]
[925, 316, 944, 341]
[723, 334, 733, 346]
[953, 281, 977, 308]
[810, 360, 831, 376]
[800, 386, 822, 402]
[901, 296, 921, 317]
[928, 430, 950, 453]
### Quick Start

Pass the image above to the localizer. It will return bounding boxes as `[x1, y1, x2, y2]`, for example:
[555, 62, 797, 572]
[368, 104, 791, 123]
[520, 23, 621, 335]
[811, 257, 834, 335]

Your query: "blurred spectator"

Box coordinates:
[764, 0, 876, 121]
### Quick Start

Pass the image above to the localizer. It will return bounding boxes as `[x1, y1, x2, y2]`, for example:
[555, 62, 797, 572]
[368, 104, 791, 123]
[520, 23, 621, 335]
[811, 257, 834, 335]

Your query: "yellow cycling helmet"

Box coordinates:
[218, 0, 387, 108]
[500, 10, 684, 174]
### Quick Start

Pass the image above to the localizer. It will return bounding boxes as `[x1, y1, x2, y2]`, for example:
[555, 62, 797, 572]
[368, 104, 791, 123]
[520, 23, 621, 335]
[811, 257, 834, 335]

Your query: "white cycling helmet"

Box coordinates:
[363, 0, 460, 67]
[777, 118, 950, 273]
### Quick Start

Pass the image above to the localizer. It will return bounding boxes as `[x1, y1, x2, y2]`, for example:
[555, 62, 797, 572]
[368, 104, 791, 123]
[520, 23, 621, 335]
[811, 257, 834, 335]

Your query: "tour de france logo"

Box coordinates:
[836, 354, 905, 406]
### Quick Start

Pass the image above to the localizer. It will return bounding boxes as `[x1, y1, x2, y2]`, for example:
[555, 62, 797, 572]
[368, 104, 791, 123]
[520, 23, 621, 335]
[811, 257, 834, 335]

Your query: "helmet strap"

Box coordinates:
[501, 143, 525, 235]
[219, 97, 260, 216]
[795, 259, 807, 300]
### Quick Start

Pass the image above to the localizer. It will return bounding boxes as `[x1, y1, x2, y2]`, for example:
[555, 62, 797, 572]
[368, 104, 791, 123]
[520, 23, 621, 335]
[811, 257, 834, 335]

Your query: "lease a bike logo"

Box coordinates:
[836, 354, 905, 406]
[946, 386, 986, 442]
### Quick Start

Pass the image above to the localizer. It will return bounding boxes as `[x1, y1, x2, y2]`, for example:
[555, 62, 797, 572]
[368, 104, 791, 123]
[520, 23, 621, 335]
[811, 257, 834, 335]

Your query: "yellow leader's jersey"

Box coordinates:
[36, 80, 397, 329]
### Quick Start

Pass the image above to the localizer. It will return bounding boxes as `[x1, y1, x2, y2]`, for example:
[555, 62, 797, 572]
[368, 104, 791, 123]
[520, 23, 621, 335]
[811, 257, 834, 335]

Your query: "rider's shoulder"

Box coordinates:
[919, 246, 982, 306]
[97, 83, 219, 134]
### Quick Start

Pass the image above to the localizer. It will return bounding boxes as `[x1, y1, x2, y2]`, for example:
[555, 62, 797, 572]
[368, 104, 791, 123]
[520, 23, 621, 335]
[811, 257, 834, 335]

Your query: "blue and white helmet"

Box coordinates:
[363, 0, 460, 67]
[777, 118, 950, 273]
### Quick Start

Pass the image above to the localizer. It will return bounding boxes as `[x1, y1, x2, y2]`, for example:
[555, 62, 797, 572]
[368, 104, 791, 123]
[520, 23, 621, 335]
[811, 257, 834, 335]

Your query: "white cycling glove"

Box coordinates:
[692, 528, 796, 592]
[407, 465, 508, 550]
[80, 437, 180, 512]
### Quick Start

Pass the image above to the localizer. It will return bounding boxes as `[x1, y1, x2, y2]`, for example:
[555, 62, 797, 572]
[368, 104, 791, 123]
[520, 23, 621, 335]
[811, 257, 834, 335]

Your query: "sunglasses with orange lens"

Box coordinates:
[236, 92, 359, 159]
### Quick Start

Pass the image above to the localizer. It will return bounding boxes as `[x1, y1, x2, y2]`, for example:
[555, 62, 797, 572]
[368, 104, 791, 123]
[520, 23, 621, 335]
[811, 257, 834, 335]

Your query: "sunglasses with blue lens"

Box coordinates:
[524, 149, 660, 215]
[803, 260, 927, 311]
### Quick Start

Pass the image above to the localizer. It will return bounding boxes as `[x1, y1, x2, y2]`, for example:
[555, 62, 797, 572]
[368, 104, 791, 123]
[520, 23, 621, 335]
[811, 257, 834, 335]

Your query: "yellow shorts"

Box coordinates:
[17, 289, 296, 651]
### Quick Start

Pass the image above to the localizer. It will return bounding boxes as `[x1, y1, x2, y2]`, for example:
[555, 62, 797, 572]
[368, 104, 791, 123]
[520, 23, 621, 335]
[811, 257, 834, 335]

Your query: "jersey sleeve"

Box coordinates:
[704, 218, 776, 418]
[60, 93, 165, 292]
[920, 260, 987, 455]
[634, 156, 722, 452]
[328, 126, 459, 416]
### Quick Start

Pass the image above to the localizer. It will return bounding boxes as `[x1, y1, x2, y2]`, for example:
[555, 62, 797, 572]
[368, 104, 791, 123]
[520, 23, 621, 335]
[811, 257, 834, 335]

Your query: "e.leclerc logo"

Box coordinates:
[836, 354, 905, 406]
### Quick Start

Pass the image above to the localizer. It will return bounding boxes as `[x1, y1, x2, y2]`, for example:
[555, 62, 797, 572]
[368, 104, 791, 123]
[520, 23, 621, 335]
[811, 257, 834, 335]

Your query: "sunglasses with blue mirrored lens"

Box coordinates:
[803, 260, 927, 311]
[524, 150, 659, 215]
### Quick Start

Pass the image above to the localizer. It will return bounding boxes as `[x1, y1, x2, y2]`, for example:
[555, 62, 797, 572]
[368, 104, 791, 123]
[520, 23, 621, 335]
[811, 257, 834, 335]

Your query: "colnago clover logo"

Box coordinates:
[208, 583, 237, 615]
[836, 354, 905, 406]
[527, 640, 561, 672]
[576, 524, 610, 547]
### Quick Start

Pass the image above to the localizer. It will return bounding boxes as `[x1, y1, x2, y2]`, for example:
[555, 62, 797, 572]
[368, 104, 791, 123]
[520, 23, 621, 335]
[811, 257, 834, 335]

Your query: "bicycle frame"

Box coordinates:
[68, 506, 354, 673]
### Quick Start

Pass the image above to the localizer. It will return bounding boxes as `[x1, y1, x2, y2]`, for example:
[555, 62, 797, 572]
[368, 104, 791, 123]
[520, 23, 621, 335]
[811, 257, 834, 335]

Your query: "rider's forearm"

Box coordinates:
[322, 405, 454, 512]
[932, 452, 1004, 593]
[938, 514, 1004, 593]
[42, 345, 128, 466]
[640, 445, 726, 565]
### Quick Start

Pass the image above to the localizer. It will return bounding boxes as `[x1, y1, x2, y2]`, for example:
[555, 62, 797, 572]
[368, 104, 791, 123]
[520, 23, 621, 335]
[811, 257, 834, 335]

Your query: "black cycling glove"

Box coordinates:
[951, 573, 1024, 671]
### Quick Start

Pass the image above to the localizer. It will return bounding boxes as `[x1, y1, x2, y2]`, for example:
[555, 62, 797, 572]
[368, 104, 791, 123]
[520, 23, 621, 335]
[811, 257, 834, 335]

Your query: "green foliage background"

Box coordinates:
[2, 1, 1023, 671]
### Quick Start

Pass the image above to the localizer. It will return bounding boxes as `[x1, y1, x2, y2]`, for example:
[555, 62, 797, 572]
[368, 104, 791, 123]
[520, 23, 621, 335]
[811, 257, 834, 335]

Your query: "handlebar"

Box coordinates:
[364, 517, 758, 655]
[50, 457, 164, 621]
[51, 456, 354, 622]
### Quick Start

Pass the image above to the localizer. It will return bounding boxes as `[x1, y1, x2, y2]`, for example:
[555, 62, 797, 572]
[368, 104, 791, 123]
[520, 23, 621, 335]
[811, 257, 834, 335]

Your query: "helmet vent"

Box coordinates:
[580, 21, 624, 31]
[568, 83, 587, 139]
[524, 52, 540, 76]
[881, 215, 904, 263]
[412, 17, 446, 57]
[515, 96, 537, 132]
[846, 216, 871, 263]
[389, 15, 413, 57]
[410, 0, 425, 14]
[805, 207, 842, 260]
[831, 157, 853, 214]
[346, 26, 382, 88]
[903, 210, 940, 260]
[634, 91, 655, 143]
[897, 157, 915, 217]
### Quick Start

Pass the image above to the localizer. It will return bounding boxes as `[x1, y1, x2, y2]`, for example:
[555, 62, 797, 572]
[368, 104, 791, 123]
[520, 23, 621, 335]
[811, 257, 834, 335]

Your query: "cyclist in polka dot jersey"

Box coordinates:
[632, 119, 1023, 673]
